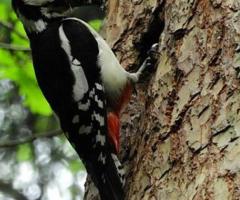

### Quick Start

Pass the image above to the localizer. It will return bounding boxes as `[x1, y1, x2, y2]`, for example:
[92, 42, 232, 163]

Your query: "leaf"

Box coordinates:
[0, 50, 16, 67]
[0, 3, 10, 21]
[17, 143, 33, 161]
[0, 60, 52, 116]
[11, 21, 29, 46]
[69, 160, 85, 174]
[89, 19, 102, 31]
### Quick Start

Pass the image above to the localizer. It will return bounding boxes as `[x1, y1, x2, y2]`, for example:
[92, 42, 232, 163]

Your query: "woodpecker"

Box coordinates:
[12, 0, 157, 199]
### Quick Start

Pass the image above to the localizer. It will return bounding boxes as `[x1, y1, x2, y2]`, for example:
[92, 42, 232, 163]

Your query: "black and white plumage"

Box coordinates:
[12, 1, 154, 199]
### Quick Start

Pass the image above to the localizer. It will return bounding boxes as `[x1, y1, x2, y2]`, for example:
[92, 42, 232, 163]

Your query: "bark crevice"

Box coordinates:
[137, 0, 165, 64]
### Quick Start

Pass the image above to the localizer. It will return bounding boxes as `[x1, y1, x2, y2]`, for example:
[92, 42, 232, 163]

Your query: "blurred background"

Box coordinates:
[0, 1, 104, 199]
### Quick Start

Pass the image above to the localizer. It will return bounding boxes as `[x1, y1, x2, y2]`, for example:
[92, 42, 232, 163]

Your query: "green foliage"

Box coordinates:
[0, 2, 52, 116]
[16, 143, 33, 161]
[0, 3, 10, 21]
[0, 0, 10, 6]
[0, 50, 52, 115]
[89, 19, 103, 31]
[69, 159, 85, 174]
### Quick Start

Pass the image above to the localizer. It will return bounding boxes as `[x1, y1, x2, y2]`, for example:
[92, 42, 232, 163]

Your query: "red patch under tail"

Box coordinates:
[107, 83, 133, 153]
[107, 112, 120, 153]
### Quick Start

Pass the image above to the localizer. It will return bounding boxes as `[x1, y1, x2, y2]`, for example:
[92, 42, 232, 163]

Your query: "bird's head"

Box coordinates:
[12, 0, 104, 33]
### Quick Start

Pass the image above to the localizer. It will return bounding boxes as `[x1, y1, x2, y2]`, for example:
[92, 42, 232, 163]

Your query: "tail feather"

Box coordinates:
[85, 153, 125, 200]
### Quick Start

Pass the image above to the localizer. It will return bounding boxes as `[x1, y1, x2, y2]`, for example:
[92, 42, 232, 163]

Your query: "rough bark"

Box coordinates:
[85, 0, 240, 199]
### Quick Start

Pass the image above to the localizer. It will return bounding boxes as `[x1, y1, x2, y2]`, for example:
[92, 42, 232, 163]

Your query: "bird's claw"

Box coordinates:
[144, 43, 159, 70]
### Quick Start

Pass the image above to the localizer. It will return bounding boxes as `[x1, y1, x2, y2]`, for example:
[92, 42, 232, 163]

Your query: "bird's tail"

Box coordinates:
[85, 153, 125, 200]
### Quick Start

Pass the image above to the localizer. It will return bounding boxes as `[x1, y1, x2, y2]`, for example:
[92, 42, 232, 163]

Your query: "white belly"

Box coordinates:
[96, 36, 128, 98]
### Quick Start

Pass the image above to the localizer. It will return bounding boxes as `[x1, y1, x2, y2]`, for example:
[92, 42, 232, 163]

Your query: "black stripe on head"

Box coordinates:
[12, 0, 43, 21]
[12, 0, 70, 34]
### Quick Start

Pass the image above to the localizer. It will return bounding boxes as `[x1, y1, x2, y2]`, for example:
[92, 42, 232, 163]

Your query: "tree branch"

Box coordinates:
[0, 20, 28, 40]
[0, 42, 30, 52]
[0, 180, 28, 200]
[0, 129, 63, 148]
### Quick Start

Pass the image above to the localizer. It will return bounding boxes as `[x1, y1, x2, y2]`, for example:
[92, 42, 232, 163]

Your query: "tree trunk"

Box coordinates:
[85, 0, 240, 199]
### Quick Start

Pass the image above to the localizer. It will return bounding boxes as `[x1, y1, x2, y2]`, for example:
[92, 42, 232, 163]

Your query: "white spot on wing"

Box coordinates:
[94, 95, 103, 108]
[72, 115, 79, 124]
[92, 112, 104, 126]
[111, 154, 122, 169]
[95, 83, 103, 90]
[111, 153, 125, 185]
[98, 152, 106, 165]
[79, 125, 92, 134]
[72, 59, 81, 66]
[96, 131, 106, 146]
[89, 88, 95, 98]
[59, 25, 89, 101]
[101, 174, 106, 183]
[78, 100, 90, 111]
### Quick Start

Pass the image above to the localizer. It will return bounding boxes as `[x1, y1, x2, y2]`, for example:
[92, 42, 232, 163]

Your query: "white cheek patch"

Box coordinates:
[59, 25, 89, 102]
[19, 12, 47, 33]
[23, 0, 54, 6]
[34, 19, 47, 32]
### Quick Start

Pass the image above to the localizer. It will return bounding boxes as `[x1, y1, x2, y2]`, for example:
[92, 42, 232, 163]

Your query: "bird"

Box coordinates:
[12, 0, 158, 199]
